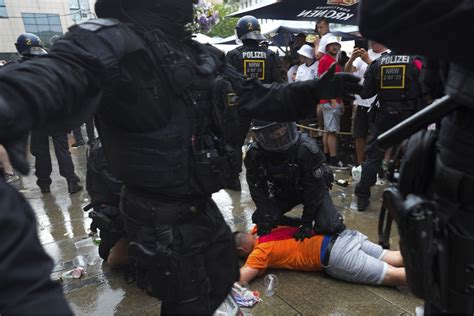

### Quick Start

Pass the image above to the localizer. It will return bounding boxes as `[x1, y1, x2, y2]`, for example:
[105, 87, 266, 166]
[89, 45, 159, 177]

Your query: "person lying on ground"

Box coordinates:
[234, 225, 406, 287]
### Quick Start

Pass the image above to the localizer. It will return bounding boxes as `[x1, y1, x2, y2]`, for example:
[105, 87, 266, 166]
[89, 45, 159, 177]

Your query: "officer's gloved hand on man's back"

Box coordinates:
[256, 221, 275, 236]
[293, 223, 314, 241]
[314, 63, 363, 101]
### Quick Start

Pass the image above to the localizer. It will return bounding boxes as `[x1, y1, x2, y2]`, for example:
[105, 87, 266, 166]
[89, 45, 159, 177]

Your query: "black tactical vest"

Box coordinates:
[72, 19, 239, 198]
[372, 53, 421, 106]
[226, 44, 279, 84]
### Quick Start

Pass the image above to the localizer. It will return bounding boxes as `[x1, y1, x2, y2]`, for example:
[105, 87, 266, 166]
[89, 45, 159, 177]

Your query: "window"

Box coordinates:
[22, 13, 63, 46]
[70, 0, 91, 22]
[0, 0, 8, 18]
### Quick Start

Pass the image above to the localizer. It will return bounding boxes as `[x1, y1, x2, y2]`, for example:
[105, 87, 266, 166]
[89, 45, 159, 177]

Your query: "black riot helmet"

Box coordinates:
[15, 33, 47, 57]
[95, 0, 197, 23]
[251, 121, 299, 152]
[235, 15, 266, 41]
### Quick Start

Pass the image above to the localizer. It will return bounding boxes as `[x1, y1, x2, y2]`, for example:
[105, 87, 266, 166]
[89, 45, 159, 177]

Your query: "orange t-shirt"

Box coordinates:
[245, 226, 326, 275]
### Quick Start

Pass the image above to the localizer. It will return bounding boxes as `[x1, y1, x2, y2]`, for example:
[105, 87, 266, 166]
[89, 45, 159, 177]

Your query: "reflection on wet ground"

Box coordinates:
[16, 137, 422, 315]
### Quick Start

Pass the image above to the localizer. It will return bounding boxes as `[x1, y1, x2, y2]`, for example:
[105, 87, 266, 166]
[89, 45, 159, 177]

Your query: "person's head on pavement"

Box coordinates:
[297, 44, 315, 66]
[233, 231, 257, 257]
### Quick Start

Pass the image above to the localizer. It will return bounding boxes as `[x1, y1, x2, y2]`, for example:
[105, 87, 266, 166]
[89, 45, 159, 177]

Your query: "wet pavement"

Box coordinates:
[14, 134, 422, 315]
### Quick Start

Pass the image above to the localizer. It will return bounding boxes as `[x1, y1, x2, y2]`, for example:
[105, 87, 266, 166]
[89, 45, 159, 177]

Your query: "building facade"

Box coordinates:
[0, 0, 95, 60]
[236, 0, 266, 10]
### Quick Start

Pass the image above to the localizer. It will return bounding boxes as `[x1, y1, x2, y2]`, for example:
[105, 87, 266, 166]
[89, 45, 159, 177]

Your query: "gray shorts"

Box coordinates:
[325, 230, 388, 285]
[320, 103, 342, 132]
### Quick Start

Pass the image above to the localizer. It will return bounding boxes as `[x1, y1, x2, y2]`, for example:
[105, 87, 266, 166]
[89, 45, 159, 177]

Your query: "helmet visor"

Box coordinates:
[240, 30, 266, 41]
[254, 122, 299, 152]
[26, 46, 48, 56]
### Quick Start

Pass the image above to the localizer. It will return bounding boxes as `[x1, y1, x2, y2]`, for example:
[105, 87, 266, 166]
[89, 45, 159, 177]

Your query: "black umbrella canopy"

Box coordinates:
[227, 0, 359, 25]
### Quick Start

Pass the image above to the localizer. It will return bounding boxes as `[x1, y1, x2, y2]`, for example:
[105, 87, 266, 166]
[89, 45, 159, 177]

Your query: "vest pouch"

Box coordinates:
[397, 194, 444, 302]
[193, 135, 235, 194]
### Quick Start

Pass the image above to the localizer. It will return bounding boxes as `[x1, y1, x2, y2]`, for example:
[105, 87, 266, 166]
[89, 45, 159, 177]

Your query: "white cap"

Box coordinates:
[297, 44, 314, 59]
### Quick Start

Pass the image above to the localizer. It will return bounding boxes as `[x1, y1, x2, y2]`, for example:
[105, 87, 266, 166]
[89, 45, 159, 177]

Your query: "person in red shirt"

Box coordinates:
[235, 226, 406, 287]
[318, 36, 344, 168]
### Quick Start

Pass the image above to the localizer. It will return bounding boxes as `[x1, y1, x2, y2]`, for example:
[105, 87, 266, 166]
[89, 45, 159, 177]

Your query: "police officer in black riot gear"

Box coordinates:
[226, 15, 284, 191]
[359, 0, 474, 314]
[0, 0, 362, 313]
[8, 33, 83, 194]
[245, 121, 345, 240]
[355, 51, 423, 211]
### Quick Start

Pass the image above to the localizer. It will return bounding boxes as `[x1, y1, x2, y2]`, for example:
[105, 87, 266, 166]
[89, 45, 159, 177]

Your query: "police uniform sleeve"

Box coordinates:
[0, 19, 142, 142]
[359, 61, 378, 100]
[0, 178, 72, 314]
[244, 145, 270, 208]
[297, 138, 327, 227]
[222, 62, 361, 122]
[0, 38, 103, 142]
[225, 49, 240, 70]
[268, 50, 284, 84]
[358, 0, 473, 64]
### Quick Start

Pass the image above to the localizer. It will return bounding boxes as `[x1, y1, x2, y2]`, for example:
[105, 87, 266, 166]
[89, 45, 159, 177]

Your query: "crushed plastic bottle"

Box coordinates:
[61, 267, 86, 279]
[263, 274, 278, 297]
[73, 255, 88, 270]
[351, 165, 362, 183]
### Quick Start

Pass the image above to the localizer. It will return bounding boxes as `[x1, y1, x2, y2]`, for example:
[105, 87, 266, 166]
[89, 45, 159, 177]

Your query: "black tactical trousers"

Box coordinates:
[355, 109, 412, 199]
[30, 129, 80, 187]
[121, 191, 239, 315]
[235, 115, 252, 172]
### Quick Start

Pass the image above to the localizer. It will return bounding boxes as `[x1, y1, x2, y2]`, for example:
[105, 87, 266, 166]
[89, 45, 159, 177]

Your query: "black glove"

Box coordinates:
[257, 221, 275, 236]
[323, 165, 334, 190]
[315, 63, 363, 101]
[293, 224, 313, 242]
[3, 135, 29, 175]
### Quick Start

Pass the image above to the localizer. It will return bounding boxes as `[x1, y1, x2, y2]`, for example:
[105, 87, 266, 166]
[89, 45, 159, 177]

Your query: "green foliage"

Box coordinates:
[206, 3, 239, 38]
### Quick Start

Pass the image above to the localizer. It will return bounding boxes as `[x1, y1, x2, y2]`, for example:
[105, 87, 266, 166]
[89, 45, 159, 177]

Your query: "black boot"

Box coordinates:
[39, 185, 51, 193]
[357, 196, 370, 212]
[68, 181, 83, 194]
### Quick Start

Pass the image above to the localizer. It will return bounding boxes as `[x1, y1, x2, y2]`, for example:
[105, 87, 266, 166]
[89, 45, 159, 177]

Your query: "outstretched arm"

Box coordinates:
[223, 62, 362, 122]
[239, 266, 261, 285]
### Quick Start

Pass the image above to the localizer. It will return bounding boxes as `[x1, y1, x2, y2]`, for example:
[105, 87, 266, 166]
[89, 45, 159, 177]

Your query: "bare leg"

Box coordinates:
[317, 104, 324, 136]
[107, 238, 129, 269]
[355, 137, 366, 166]
[382, 265, 406, 286]
[381, 250, 404, 267]
[0, 145, 13, 174]
[328, 133, 338, 157]
[323, 133, 329, 154]
[384, 147, 393, 162]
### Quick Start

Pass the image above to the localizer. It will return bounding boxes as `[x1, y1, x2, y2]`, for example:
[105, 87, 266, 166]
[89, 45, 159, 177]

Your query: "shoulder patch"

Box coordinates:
[300, 134, 320, 154]
[77, 18, 120, 32]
